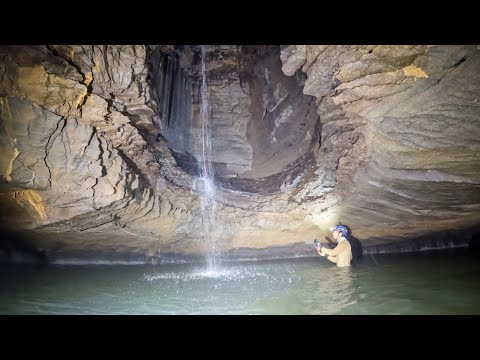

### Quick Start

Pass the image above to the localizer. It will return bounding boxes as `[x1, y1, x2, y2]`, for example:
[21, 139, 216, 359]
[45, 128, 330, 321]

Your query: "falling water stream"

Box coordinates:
[193, 45, 218, 273]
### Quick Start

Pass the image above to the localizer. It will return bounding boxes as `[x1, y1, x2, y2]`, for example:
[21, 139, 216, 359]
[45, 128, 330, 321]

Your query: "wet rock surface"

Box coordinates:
[1, 45, 479, 262]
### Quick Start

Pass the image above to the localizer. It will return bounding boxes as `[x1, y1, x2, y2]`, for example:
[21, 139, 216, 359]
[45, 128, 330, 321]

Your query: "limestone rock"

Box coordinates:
[1, 45, 480, 262]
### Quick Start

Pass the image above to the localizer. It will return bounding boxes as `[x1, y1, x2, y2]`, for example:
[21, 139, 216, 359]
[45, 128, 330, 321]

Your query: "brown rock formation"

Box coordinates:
[0, 45, 479, 262]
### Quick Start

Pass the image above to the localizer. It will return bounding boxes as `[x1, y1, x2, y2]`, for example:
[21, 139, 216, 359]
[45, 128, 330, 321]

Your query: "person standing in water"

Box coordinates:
[317, 225, 352, 267]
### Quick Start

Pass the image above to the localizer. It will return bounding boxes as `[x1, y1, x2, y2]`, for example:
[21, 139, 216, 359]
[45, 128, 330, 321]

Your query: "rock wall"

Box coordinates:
[1, 45, 479, 262]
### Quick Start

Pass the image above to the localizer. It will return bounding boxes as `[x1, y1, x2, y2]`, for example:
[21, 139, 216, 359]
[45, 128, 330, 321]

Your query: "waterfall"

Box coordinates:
[193, 45, 218, 272]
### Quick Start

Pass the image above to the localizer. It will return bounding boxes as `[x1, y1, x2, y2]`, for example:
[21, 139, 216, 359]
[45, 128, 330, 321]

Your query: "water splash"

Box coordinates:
[144, 266, 274, 281]
[193, 45, 218, 272]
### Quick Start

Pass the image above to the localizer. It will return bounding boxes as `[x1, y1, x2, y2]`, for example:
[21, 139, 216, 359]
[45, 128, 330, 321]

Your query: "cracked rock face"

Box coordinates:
[1, 45, 480, 262]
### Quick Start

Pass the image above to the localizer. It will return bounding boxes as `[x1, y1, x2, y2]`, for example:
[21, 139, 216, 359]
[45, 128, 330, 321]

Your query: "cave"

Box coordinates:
[1, 44, 479, 258]
[1, 45, 480, 314]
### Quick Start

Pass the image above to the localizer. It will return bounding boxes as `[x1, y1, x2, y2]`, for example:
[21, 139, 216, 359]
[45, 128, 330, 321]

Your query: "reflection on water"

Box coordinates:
[1, 248, 480, 314]
[300, 267, 355, 314]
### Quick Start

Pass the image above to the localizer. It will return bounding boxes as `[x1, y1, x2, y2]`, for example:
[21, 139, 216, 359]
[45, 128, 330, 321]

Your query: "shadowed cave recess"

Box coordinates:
[0, 45, 480, 264]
